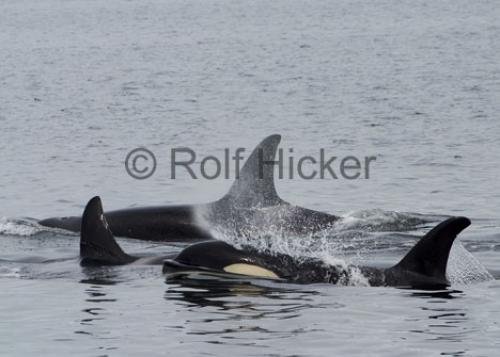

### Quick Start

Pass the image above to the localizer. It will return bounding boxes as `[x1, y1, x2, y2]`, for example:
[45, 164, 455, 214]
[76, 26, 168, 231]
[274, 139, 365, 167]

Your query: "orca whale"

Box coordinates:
[81, 196, 471, 289]
[41, 134, 340, 242]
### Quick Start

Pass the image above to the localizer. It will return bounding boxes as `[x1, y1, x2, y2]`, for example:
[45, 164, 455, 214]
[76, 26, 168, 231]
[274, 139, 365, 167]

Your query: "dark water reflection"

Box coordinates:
[161, 275, 496, 355]
[75, 276, 121, 345]
[164, 274, 338, 314]
[408, 289, 464, 299]
[163, 276, 343, 347]
[0, 256, 496, 356]
[403, 290, 479, 357]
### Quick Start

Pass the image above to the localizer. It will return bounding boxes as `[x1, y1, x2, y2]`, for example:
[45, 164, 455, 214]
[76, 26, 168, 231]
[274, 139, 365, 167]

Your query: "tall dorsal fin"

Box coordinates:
[221, 134, 282, 208]
[387, 217, 471, 287]
[80, 196, 136, 266]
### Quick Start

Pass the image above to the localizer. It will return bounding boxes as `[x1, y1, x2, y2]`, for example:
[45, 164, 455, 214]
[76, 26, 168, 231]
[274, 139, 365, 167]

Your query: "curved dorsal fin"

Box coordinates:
[221, 134, 282, 208]
[390, 216, 471, 285]
[80, 196, 136, 265]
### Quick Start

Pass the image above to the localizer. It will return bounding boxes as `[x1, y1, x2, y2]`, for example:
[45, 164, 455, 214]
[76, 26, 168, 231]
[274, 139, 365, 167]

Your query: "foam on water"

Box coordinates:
[0, 217, 76, 237]
[320, 254, 370, 287]
[0, 217, 42, 236]
[336, 209, 440, 232]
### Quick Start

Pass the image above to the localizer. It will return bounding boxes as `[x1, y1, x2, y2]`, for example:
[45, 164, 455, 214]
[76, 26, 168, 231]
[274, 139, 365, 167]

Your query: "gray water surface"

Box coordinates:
[1, 0, 500, 356]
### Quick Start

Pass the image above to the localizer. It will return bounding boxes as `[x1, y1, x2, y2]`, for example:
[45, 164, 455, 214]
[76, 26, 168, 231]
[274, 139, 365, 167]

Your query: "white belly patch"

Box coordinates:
[223, 263, 279, 279]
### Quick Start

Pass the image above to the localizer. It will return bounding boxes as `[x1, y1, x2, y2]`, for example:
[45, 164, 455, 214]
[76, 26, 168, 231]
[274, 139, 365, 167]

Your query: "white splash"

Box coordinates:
[194, 205, 494, 286]
[448, 243, 493, 284]
[336, 209, 432, 231]
[320, 253, 370, 287]
[0, 217, 41, 236]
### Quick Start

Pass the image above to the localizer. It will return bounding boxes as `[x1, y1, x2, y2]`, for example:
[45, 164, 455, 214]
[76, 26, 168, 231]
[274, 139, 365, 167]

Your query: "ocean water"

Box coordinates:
[1, 0, 500, 356]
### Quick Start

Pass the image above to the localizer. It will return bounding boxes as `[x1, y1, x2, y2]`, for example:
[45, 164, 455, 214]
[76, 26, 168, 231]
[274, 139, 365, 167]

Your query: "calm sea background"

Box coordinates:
[1, 0, 499, 356]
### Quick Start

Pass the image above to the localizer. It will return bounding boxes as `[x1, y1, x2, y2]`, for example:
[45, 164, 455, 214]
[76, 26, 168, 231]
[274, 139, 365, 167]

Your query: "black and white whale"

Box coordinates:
[41, 134, 340, 242]
[81, 196, 471, 289]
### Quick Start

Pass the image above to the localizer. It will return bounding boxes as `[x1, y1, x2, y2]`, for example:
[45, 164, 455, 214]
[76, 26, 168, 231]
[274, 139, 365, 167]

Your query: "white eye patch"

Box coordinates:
[223, 263, 279, 279]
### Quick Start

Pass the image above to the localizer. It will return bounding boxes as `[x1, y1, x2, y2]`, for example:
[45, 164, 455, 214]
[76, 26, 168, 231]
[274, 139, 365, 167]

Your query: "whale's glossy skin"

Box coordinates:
[41, 204, 212, 241]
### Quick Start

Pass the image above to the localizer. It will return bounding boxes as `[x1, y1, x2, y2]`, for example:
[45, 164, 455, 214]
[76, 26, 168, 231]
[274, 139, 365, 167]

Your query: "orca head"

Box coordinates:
[163, 241, 280, 279]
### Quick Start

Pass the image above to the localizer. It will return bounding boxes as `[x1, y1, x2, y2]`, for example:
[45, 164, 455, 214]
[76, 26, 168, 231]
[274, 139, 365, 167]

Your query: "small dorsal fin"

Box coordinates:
[388, 217, 471, 287]
[80, 196, 136, 265]
[221, 134, 282, 208]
